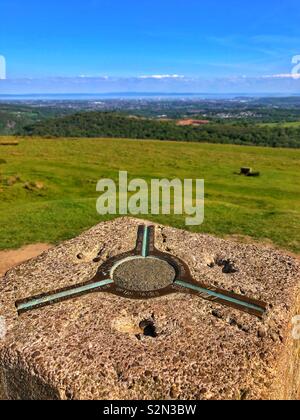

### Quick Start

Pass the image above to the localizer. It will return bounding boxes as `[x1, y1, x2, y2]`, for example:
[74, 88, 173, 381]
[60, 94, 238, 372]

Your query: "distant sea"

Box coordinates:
[0, 92, 299, 101]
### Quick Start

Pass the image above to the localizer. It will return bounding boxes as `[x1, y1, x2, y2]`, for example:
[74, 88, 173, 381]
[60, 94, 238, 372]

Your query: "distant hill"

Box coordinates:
[0, 104, 75, 135]
[21, 111, 300, 148]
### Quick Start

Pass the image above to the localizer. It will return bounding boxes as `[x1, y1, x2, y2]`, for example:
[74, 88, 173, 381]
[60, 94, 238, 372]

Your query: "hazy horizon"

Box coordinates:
[1, 92, 300, 101]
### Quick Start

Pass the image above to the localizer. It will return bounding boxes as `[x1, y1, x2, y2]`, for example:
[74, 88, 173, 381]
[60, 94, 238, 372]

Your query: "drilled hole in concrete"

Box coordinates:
[215, 258, 238, 274]
[139, 319, 157, 338]
[162, 233, 167, 243]
[240, 389, 249, 400]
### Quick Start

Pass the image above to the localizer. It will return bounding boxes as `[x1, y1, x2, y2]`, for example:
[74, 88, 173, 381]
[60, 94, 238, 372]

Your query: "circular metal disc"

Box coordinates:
[112, 257, 176, 292]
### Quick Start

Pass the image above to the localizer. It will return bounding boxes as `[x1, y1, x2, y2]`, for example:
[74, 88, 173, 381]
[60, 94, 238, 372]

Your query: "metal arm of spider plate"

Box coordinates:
[141, 226, 267, 318]
[15, 225, 156, 314]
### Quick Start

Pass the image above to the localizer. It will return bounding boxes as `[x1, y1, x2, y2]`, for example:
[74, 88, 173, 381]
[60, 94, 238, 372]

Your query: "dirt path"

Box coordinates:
[0, 244, 51, 277]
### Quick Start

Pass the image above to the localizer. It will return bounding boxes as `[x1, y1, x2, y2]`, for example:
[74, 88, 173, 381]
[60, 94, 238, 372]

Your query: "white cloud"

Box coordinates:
[138, 74, 185, 80]
[79, 74, 109, 79]
[1, 73, 300, 95]
[262, 73, 300, 79]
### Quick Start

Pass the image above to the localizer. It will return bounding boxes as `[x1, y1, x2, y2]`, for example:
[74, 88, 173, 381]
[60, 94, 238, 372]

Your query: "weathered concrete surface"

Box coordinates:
[0, 218, 299, 400]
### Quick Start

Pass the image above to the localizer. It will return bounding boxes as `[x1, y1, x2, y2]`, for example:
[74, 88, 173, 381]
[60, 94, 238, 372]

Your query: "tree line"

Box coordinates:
[20, 112, 300, 148]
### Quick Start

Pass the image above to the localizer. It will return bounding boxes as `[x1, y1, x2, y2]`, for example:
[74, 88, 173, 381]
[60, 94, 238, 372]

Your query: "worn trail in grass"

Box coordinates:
[0, 137, 299, 253]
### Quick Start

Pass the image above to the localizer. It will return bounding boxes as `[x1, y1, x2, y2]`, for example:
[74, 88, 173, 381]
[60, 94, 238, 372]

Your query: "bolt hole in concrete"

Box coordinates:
[139, 319, 158, 338]
[208, 258, 239, 274]
[112, 257, 176, 292]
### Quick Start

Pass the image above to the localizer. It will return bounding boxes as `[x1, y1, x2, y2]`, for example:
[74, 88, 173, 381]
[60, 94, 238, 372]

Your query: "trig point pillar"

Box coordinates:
[1, 218, 300, 400]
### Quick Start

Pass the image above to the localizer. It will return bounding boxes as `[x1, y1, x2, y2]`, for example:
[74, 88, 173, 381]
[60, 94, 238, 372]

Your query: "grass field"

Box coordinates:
[0, 136, 299, 253]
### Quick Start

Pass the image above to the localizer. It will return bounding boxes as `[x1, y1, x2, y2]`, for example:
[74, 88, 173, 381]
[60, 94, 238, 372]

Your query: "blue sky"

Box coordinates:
[1, 0, 300, 93]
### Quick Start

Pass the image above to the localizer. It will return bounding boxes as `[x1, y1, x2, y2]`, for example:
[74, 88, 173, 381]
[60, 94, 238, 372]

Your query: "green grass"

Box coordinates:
[0, 136, 299, 253]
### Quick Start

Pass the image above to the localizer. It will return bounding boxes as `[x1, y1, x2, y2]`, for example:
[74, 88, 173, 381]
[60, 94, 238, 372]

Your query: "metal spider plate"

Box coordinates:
[16, 225, 267, 318]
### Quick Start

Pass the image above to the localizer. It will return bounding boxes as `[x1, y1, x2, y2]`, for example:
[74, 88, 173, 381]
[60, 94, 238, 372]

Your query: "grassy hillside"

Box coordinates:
[0, 136, 299, 253]
[21, 111, 300, 148]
